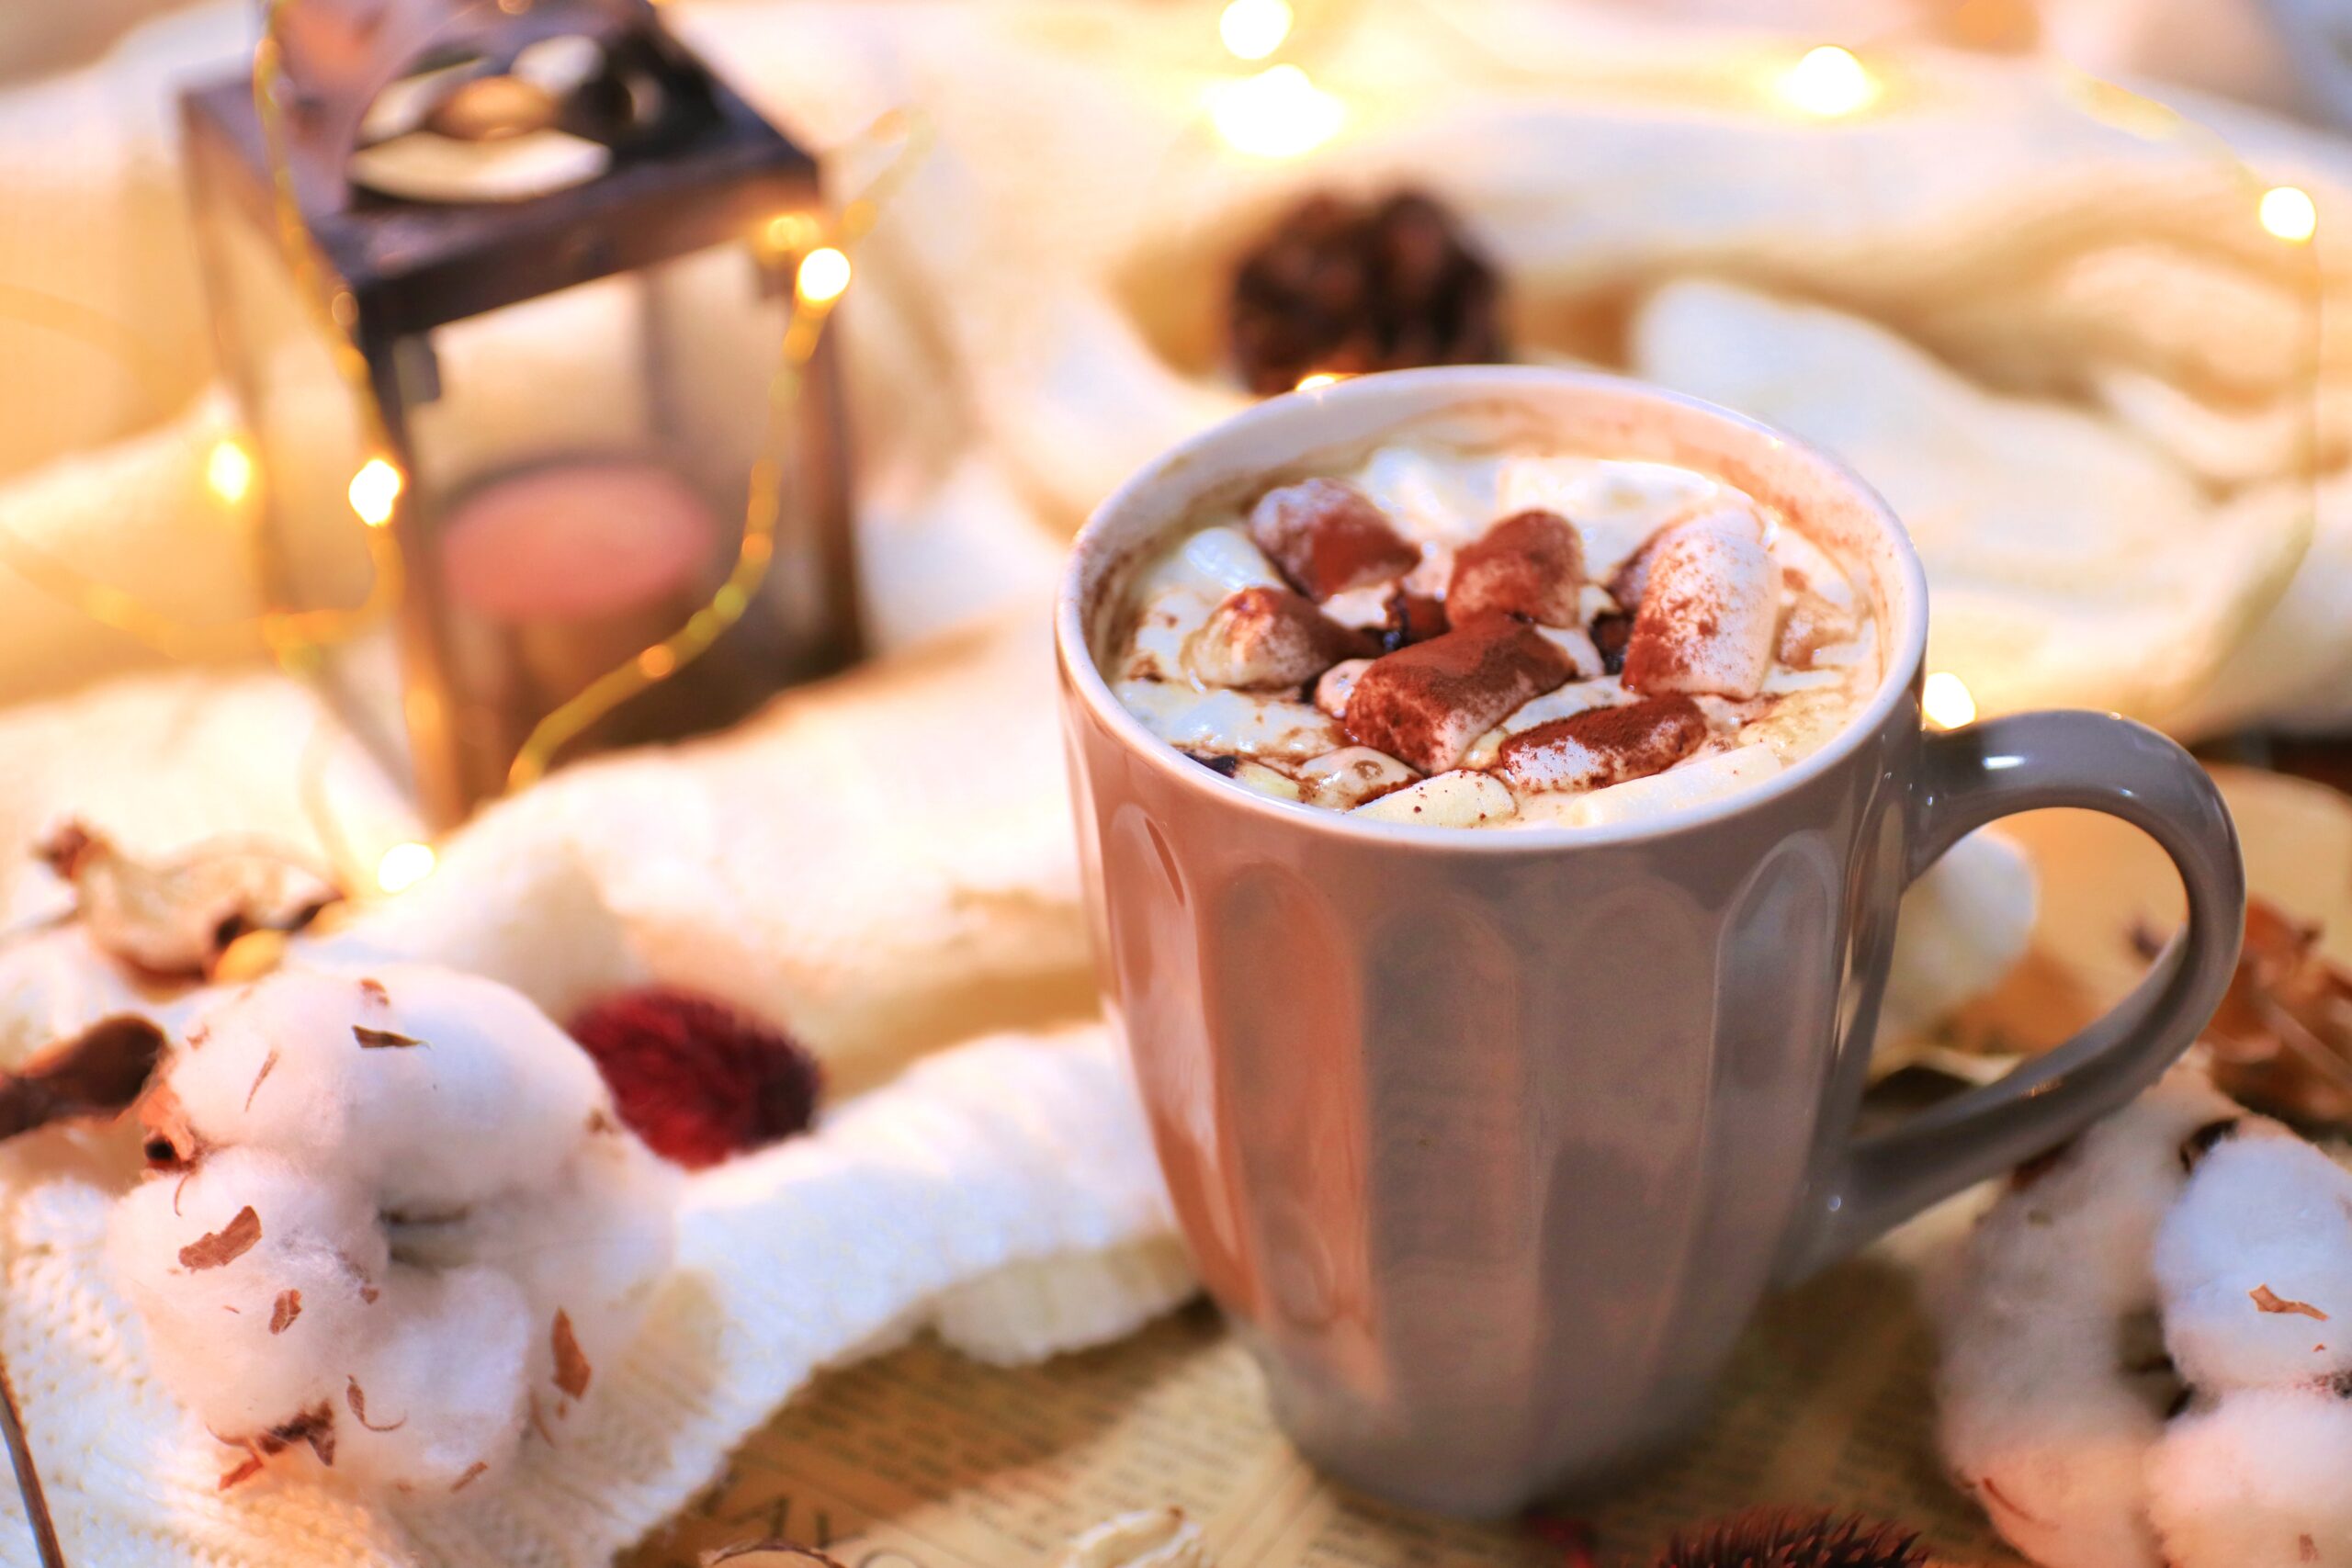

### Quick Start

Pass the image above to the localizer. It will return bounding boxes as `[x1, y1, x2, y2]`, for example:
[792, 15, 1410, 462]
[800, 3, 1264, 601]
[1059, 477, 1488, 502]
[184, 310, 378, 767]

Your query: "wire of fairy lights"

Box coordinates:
[505, 104, 931, 793]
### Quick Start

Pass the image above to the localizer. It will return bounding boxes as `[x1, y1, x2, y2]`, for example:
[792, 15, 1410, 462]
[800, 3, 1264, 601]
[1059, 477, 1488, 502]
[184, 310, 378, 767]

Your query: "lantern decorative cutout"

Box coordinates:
[182, 0, 859, 826]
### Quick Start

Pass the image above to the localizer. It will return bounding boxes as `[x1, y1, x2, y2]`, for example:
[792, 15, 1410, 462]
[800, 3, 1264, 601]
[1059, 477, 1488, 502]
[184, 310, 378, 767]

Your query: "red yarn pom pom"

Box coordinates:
[567, 987, 820, 1169]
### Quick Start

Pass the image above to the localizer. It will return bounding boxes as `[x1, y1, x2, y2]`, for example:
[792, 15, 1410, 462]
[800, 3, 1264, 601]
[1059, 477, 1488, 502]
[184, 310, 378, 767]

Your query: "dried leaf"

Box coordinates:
[244, 1049, 280, 1113]
[218, 1451, 265, 1491]
[526, 1393, 554, 1446]
[451, 1461, 490, 1493]
[345, 1378, 406, 1433]
[268, 1290, 301, 1334]
[551, 1309, 591, 1399]
[38, 819, 339, 979]
[358, 977, 388, 1005]
[2204, 898, 2352, 1133]
[353, 1026, 425, 1050]
[179, 1206, 261, 1270]
[0, 1014, 166, 1142]
[2251, 1284, 2330, 1321]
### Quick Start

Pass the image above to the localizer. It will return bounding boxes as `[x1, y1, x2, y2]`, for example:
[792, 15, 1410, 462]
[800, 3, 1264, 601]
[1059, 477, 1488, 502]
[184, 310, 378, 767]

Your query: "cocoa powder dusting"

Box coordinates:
[1496, 695, 1705, 794]
[1247, 479, 1419, 599]
[1446, 510, 1585, 627]
[1344, 621, 1574, 774]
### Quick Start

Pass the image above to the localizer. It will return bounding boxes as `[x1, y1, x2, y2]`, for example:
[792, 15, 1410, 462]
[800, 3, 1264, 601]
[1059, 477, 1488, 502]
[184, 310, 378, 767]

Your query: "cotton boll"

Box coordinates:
[391, 1130, 677, 1419]
[1966, 1068, 2242, 1322]
[1938, 1282, 2171, 1568]
[2155, 1133, 2352, 1392]
[335, 1264, 534, 1491]
[1936, 1068, 2245, 1568]
[110, 1146, 387, 1437]
[164, 966, 608, 1213]
[109, 962, 677, 1498]
[2147, 1389, 2352, 1568]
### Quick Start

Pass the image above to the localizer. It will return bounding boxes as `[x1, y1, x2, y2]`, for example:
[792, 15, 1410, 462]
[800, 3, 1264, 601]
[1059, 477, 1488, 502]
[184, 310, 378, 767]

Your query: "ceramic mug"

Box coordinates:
[1053, 367, 2243, 1517]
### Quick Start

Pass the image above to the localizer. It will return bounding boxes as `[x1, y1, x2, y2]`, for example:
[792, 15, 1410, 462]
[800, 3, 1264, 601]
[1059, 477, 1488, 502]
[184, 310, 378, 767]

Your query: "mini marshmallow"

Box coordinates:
[1522, 743, 1783, 828]
[1447, 510, 1586, 626]
[2147, 1389, 2352, 1568]
[1296, 748, 1419, 810]
[1187, 587, 1368, 691]
[1623, 520, 1779, 700]
[1343, 621, 1575, 773]
[2154, 1130, 2352, 1392]
[1248, 479, 1420, 599]
[1350, 771, 1516, 828]
[1115, 681, 1344, 761]
[1607, 503, 1763, 610]
[1496, 695, 1706, 795]
[1314, 659, 1373, 720]
[109, 964, 678, 1495]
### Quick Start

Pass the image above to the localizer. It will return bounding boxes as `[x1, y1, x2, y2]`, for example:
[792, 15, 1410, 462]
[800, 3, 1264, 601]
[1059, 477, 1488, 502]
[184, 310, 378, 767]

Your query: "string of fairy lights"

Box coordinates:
[0, 0, 2328, 902]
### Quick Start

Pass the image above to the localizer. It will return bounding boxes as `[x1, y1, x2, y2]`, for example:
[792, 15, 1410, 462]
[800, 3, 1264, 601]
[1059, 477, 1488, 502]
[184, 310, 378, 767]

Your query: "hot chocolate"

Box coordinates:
[1104, 442, 1880, 828]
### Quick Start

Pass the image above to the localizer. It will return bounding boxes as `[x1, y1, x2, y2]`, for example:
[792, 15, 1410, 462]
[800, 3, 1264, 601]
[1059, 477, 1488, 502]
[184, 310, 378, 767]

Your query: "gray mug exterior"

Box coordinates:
[1054, 367, 2243, 1517]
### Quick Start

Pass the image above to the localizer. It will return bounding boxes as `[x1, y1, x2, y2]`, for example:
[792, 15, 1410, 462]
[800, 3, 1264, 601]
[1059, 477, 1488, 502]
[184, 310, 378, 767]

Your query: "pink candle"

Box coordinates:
[438, 457, 726, 718]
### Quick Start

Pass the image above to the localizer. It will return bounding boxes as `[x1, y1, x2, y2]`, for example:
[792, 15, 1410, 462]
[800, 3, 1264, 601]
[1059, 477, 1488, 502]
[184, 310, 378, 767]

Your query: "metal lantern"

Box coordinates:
[182, 0, 858, 826]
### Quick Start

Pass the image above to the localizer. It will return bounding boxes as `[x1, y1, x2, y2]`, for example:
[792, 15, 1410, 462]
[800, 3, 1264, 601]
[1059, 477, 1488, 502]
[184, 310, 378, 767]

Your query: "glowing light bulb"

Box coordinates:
[375, 840, 436, 894]
[1922, 671, 1977, 729]
[1208, 64, 1345, 158]
[1219, 0, 1293, 61]
[1295, 371, 1343, 391]
[763, 211, 820, 255]
[347, 458, 403, 527]
[205, 438, 255, 504]
[2260, 185, 2317, 243]
[796, 246, 853, 306]
[1777, 45, 1879, 118]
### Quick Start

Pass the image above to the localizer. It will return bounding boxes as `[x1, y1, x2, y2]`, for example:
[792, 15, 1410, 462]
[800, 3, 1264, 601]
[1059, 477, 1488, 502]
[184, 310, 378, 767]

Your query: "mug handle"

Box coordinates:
[1784, 709, 2245, 1278]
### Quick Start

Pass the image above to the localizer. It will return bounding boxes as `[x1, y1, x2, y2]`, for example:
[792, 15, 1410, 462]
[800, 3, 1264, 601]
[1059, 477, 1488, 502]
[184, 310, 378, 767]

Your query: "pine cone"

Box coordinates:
[1227, 189, 1508, 396]
[1656, 1508, 1930, 1568]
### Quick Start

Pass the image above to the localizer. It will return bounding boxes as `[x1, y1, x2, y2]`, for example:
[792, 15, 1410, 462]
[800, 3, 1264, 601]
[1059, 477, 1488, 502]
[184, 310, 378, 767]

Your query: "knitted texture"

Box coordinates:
[0, 1025, 1190, 1567]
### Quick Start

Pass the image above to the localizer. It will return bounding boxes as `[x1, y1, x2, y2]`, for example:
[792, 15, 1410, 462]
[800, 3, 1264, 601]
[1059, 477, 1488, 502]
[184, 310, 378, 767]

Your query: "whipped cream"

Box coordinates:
[1105, 442, 1880, 829]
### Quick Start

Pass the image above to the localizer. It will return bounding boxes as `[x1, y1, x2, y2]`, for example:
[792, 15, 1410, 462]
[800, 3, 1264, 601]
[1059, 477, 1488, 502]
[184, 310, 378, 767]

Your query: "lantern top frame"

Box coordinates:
[179, 0, 820, 344]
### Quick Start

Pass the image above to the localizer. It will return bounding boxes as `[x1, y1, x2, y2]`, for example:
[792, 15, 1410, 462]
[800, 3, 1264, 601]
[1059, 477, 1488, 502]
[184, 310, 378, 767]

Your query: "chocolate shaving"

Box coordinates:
[2251, 1284, 2330, 1321]
[0, 1014, 166, 1143]
[451, 1460, 490, 1493]
[243, 1049, 280, 1113]
[345, 1377, 406, 1433]
[179, 1205, 261, 1270]
[353, 1026, 424, 1050]
[551, 1309, 592, 1399]
[269, 1290, 301, 1335]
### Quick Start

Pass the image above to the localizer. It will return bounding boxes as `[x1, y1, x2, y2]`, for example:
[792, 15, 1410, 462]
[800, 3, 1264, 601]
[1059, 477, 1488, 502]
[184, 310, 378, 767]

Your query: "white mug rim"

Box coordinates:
[1054, 364, 1931, 852]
